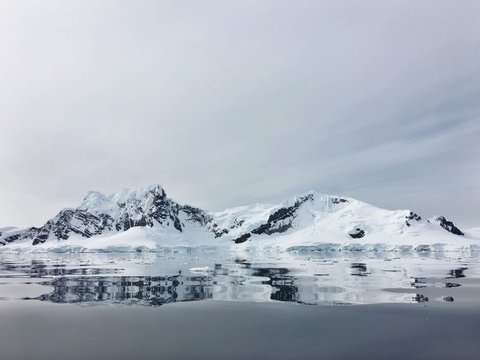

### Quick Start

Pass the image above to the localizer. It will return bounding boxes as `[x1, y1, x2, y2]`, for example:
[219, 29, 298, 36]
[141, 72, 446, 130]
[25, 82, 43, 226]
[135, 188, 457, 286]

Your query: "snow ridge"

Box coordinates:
[0, 185, 477, 251]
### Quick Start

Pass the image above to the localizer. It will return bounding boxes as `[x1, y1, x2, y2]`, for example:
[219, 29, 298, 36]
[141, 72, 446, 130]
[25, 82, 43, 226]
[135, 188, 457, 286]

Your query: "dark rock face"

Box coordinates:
[3, 233, 21, 243]
[234, 233, 251, 244]
[406, 211, 422, 221]
[435, 216, 464, 236]
[251, 194, 314, 236]
[3, 187, 219, 246]
[348, 228, 365, 239]
[231, 194, 315, 245]
[405, 211, 421, 227]
[0, 187, 469, 247]
[4, 227, 44, 245]
[231, 219, 245, 229]
[210, 223, 229, 238]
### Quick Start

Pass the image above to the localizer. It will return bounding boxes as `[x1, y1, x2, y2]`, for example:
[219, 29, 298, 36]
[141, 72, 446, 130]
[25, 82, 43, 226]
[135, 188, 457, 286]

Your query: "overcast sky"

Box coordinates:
[0, 0, 479, 229]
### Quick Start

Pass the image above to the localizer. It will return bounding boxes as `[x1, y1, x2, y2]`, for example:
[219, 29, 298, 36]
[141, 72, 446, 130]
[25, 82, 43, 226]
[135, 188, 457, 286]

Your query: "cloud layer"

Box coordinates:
[1, 0, 479, 228]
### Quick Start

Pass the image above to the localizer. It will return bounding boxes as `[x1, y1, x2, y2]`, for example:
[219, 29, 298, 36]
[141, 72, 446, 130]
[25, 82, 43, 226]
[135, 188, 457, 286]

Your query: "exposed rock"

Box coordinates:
[2, 185, 221, 246]
[332, 197, 348, 204]
[0, 186, 471, 248]
[435, 216, 464, 236]
[405, 211, 422, 227]
[210, 223, 229, 238]
[230, 219, 245, 229]
[406, 211, 422, 221]
[234, 233, 251, 244]
[348, 228, 365, 239]
[251, 194, 314, 236]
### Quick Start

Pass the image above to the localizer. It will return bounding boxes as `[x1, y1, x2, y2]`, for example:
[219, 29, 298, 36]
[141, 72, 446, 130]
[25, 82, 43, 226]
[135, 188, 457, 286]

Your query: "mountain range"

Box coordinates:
[0, 184, 477, 252]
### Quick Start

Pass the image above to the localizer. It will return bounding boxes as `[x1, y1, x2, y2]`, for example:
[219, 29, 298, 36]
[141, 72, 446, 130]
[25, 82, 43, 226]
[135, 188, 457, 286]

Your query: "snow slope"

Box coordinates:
[0, 185, 478, 253]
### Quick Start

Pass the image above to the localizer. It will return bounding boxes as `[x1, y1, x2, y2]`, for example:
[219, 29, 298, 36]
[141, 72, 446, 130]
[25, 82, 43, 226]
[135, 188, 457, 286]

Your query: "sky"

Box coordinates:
[0, 0, 479, 228]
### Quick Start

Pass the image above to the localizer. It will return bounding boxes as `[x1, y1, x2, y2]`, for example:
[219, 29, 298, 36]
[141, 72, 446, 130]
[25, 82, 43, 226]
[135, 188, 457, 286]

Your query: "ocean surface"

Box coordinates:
[1, 248, 479, 359]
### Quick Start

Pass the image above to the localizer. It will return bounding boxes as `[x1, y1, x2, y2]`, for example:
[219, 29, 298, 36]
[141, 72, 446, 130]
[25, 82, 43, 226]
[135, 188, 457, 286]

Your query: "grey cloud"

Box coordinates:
[0, 0, 479, 228]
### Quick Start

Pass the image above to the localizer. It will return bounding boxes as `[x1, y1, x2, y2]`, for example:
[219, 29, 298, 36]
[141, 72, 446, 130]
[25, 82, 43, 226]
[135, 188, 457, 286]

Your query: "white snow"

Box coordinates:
[463, 227, 480, 240]
[79, 184, 165, 218]
[1, 188, 478, 253]
[212, 202, 276, 238]
[189, 266, 213, 273]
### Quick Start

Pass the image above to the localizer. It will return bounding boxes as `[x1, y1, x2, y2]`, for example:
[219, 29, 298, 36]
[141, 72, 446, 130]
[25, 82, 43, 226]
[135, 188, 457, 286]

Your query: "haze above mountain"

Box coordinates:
[0, 1, 479, 229]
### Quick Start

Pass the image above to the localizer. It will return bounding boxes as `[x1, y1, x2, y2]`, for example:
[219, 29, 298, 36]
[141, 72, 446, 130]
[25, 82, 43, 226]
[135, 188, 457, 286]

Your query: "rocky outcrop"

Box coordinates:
[405, 211, 421, 227]
[434, 216, 464, 236]
[234, 233, 251, 244]
[0, 185, 470, 247]
[229, 194, 315, 243]
[2, 185, 219, 246]
[251, 194, 314, 236]
[348, 228, 365, 239]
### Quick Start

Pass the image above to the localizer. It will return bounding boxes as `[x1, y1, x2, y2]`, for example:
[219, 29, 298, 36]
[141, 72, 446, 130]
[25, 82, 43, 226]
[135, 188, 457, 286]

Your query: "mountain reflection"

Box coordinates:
[32, 266, 305, 306]
[0, 253, 476, 307]
[35, 275, 213, 306]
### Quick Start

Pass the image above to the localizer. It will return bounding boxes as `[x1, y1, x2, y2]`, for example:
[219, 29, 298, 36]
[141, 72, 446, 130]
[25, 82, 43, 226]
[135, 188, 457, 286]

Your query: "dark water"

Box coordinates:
[0, 250, 479, 359]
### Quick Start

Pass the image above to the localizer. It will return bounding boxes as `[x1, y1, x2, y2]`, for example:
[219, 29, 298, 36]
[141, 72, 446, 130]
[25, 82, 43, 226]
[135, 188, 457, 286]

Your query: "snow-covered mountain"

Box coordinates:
[0, 184, 476, 252]
[0, 185, 220, 245]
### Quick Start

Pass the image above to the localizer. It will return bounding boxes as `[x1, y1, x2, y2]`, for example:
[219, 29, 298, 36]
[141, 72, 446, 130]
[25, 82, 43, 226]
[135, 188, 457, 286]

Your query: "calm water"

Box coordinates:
[1, 249, 479, 306]
[1, 249, 480, 359]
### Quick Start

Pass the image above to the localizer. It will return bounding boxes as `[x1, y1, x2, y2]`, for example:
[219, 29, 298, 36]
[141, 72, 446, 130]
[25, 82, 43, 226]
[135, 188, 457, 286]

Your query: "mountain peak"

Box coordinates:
[79, 185, 166, 212]
[0, 184, 474, 250]
[86, 184, 166, 201]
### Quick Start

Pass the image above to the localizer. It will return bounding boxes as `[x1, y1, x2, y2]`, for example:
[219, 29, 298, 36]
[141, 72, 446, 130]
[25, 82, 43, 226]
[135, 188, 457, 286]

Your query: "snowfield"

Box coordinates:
[0, 185, 478, 253]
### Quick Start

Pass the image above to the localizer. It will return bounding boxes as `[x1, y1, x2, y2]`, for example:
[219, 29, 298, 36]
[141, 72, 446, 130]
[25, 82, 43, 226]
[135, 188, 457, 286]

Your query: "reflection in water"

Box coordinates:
[35, 275, 213, 306]
[253, 268, 298, 303]
[413, 294, 429, 302]
[410, 277, 427, 288]
[0, 251, 478, 307]
[448, 267, 468, 278]
[0, 260, 121, 277]
[350, 263, 368, 277]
